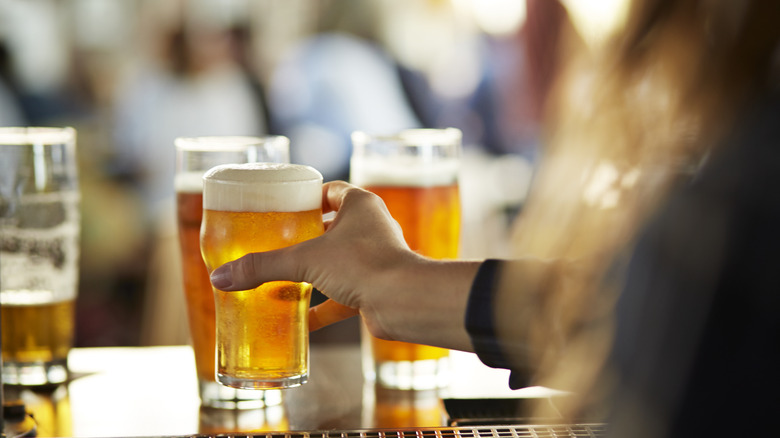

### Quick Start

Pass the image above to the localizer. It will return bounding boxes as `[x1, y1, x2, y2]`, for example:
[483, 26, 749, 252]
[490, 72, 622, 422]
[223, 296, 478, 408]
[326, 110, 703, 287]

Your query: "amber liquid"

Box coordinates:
[176, 191, 218, 382]
[200, 208, 324, 387]
[364, 184, 460, 362]
[372, 387, 444, 428]
[199, 405, 289, 434]
[1, 299, 74, 364]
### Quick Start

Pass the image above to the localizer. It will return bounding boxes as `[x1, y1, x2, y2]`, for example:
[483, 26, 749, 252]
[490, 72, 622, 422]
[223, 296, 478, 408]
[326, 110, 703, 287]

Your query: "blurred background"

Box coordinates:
[0, 0, 626, 348]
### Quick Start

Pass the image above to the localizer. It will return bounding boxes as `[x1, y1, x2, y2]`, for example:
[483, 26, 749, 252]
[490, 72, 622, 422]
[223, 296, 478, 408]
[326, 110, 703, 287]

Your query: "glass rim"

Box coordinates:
[0, 127, 76, 145]
[174, 135, 289, 151]
[203, 162, 323, 185]
[351, 128, 462, 145]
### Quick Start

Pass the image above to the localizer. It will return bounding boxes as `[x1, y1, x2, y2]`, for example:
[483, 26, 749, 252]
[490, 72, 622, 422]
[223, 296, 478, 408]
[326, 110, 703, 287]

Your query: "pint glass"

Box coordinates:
[201, 163, 324, 389]
[351, 128, 462, 390]
[175, 136, 289, 408]
[0, 127, 80, 386]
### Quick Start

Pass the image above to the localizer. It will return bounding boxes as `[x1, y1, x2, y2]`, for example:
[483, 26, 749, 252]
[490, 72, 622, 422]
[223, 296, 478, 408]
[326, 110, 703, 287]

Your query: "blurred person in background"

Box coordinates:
[209, 0, 780, 436]
[113, 21, 268, 217]
[267, 2, 421, 182]
[112, 15, 270, 345]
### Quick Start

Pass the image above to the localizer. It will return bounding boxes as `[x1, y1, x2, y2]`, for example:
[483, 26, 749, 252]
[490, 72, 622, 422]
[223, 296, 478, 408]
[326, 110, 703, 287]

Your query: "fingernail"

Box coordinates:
[210, 265, 233, 289]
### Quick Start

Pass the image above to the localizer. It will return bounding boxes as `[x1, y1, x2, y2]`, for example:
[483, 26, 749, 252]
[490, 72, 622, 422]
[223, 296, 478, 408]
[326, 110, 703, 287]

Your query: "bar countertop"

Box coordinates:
[3, 344, 560, 437]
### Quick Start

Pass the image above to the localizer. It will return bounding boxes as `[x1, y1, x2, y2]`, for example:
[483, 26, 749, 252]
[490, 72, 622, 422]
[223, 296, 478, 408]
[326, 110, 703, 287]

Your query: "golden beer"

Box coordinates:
[201, 163, 323, 389]
[175, 135, 289, 408]
[351, 128, 461, 389]
[1, 127, 80, 386]
[176, 189, 216, 383]
[364, 184, 459, 363]
[370, 386, 444, 428]
[1, 299, 75, 364]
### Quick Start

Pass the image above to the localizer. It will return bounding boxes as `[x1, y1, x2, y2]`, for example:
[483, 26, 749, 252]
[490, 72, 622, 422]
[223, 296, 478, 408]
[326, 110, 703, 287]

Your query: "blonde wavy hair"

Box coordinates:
[503, 0, 779, 419]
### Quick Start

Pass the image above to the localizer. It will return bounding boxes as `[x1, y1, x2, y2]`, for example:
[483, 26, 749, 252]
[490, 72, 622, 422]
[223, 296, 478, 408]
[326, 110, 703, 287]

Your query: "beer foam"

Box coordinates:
[350, 156, 459, 187]
[174, 135, 289, 153]
[0, 127, 75, 145]
[349, 128, 461, 187]
[175, 171, 207, 194]
[203, 163, 322, 212]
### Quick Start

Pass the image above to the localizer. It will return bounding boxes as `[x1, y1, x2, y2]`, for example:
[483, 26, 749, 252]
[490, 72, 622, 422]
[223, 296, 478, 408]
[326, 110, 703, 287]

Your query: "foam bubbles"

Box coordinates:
[203, 163, 322, 212]
[175, 171, 206, 194]
[350, 156, 459, 187]
[349, 128, 461, 187]
[0, 127, 75, 145]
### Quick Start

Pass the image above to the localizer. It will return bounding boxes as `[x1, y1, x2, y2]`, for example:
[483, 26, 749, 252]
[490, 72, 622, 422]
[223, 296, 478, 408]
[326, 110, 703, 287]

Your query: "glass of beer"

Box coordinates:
[175, 136, 289, 408]
[0, 127, 80, 386]
[201, 163, 324, 389]
[350, 128, 462, 390]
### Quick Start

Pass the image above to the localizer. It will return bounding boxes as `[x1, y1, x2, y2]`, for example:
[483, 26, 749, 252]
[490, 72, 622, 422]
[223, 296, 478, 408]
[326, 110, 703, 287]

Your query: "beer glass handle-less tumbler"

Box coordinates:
[175, 136, 289, 409]
[350, 128, 462, 390]
[201, 163, 324, 390]
[1, 127, 80, 386]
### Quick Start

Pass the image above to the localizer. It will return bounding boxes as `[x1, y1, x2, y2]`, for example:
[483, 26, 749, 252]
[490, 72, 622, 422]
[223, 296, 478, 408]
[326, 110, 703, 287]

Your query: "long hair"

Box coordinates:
[504, 0, 779, 419]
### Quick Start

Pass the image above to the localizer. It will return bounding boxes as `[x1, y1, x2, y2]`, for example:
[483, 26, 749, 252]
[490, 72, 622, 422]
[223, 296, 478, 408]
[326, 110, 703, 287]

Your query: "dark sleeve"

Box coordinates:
[465, 259, 530, 389]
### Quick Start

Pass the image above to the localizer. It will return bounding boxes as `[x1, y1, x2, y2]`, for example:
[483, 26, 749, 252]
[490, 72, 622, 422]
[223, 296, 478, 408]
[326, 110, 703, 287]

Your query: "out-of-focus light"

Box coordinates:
[429, 40, 483, 99]
[2, 1, 69, 93]
[582, 161, 641, 209]
[561, 0, 631, 48]
[454, 0, 527, 36]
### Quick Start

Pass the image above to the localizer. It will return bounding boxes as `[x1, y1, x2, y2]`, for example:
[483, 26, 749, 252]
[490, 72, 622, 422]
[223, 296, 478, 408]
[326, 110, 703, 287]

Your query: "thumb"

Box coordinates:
[210, 245, 304, 291]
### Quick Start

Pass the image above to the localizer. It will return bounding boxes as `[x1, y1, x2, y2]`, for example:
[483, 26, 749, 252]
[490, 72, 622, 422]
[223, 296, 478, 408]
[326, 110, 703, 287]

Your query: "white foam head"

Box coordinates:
[350, 156, 459, 187]
[175, 171, 207, 194]
[0, 127, 75, 145]
[350, 128, 461, 187]
[203, 163, 323, 212]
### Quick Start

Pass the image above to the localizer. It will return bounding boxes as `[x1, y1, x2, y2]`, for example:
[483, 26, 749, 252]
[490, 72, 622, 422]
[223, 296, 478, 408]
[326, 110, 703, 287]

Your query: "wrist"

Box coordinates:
[369, 256, 481, 352]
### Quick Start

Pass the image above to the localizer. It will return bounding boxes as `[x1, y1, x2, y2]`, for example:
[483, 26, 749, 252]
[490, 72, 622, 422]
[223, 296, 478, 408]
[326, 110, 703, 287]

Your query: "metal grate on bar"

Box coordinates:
[180, 424, 607, 438]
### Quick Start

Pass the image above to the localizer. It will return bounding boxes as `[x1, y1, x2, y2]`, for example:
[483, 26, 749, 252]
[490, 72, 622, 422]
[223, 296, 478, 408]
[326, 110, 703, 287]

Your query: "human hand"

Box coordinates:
[210, 180, 480, 350]
[209, 181, 419, 339]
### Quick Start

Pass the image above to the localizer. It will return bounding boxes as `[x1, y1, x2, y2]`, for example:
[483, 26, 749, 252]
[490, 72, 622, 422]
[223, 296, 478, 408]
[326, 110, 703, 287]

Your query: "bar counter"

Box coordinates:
[3, 344, 548, 437]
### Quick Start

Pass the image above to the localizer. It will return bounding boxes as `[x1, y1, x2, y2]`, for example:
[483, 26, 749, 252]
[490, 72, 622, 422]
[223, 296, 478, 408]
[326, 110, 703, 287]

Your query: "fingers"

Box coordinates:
[321, 180, 352, 214]
[210, 245, 304, 291]
[322, 180, 377, 215]
[309, 299, 359, 332]
[209, 182, 360, 292]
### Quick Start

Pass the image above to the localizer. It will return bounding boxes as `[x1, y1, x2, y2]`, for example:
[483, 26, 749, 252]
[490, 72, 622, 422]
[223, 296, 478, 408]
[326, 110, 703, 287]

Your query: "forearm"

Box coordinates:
[362, 256, 482, 353]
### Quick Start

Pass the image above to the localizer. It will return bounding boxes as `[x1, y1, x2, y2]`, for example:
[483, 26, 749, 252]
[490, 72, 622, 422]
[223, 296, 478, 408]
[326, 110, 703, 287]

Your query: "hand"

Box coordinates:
[210, 181, 480, 350]
[210, 181, 411, 336]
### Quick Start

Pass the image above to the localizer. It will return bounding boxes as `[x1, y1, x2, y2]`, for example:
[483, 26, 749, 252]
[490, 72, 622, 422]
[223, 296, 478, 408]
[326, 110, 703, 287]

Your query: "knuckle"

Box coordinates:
[237, 253, 261, 285]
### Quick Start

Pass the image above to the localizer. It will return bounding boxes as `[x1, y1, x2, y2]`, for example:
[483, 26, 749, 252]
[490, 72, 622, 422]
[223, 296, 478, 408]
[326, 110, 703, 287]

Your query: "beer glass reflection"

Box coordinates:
[201, 163, 324, 389]
[3, 384, 72, 437]
[1, 127, 80, 386]
[351, 128, 462, 390]
[175, 136, 289, 408]
[199, 405, 288, 434]
[362, 384, 445, 428]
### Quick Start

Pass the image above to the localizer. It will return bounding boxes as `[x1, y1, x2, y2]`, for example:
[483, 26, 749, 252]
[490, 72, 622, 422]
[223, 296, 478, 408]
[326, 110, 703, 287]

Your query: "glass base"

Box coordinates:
[2, 358, 69, 386]
[199, 379, 283, 410]
[364, 357, 451, 390]
[217, 372, 308, 390]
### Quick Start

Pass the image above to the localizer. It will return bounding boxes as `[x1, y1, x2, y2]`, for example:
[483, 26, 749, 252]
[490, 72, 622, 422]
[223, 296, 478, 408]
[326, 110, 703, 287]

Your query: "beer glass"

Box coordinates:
[175, 136, 289, 408]
[351, 128, 462, 390]
[201, 163, 324, 389]
[0, 127, 80, 386]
